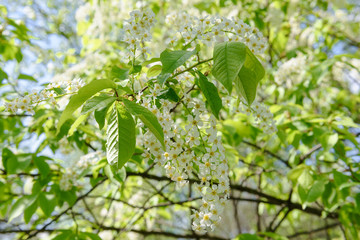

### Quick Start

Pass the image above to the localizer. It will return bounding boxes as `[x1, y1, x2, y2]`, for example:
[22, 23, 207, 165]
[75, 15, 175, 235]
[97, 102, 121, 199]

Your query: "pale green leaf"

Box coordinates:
[81, 94, 116, 115]
[307, 180, 326, 202]
[57, 79, 117, 133]
[106, 103, 136, 168]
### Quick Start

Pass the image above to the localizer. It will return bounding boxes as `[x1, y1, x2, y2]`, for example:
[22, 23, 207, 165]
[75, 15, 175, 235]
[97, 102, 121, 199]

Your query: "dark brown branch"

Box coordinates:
[242, 140, 291, 168]
[126, 171, 339, 219]
[287, 222, 341, 239]
[0, 227, 229, 240]
[299, 144, 322, 164]
[24, 178, 106, 239]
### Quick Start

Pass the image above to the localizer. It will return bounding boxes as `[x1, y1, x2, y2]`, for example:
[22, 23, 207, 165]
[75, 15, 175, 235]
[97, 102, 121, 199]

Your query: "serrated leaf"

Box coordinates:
[198, 71, 222, 118]
[212, 42, 246, 93]
[235, 47, 265, 104]
[122, 99, 165, 148]
[106, 103, 136, 168]
[81, 94, 116, 115]
[158, 49, 196, 84]
[57, 79, 117, 133]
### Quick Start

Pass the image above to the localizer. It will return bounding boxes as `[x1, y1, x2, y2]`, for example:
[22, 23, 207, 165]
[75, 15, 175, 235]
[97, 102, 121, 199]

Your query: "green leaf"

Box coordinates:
[142, 57, 160, 66]
[51, 231, 73, 240]
[123, 99, 165, 148]
[57, 79, 117, 133]
[8, 197, 27, 222]
[81, 232, 102, 240]
[158, 49, 196, 84]
[298, 168, 313, 189]
[38, 193, 56, 217]
[68, 113, 90, 136]
[236, 233, 263, 240]
[0, 68, 8, 82]
[106, 103, 136, 168]
[18, 73, 37, 82]
[95, 102, 113, 130]
[297, 184, 308, 204]
[104, 165, 126, 186]
[307, 180, 326, 202]
[129, 65, 142, 74]
[147, 65, 162, 78]
[110, 66, 128, 80]
[198, 71, 222, 118]
[81, 94, 116, 115]
[34, 156, 50, 177]
[24, 200, 38, 224]
[157, 87, 180, 102]
[235, 47, 265, 104]
[333, 170, 349, 187]
[2, 149, 31, 174]
[212, 42, 246, 93]
[320, 133, 338, 150]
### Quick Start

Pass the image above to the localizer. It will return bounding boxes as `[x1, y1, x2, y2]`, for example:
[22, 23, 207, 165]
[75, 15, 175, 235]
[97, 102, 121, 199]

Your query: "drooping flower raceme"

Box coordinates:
[165, 11, 268, 54]
[4, 78, 84, 115]
[138, 80, 230, 233]
[123, 9, 156, 59]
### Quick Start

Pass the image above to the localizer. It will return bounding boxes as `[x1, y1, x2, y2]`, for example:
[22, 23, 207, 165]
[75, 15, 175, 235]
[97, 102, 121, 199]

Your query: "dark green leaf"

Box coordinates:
[38, 193, 56, 217]
[34, 156, 51, 177]
[123, 99, 165, 148]
[212, 42, 246, 93]
[158, 49, 196, 84]
[129, 65, 142, 74]
[235, 47, 265, 104]
[24, 200, 38, 224]
[0, 68, 8, 82]
[157, 87, 180, 102]
[198, 71, 222, 118]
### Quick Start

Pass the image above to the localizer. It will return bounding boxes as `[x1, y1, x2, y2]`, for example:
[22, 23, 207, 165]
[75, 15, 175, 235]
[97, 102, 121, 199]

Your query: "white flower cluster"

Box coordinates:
[165, 12, 267, 54]
[139, 84, 230, 233]
[123, 10, 156, 59]
[239, 100, 277, 135]
[4, 78, 84, 115]
[274, 55, 306, 88]
[60, 151, 103, 191]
